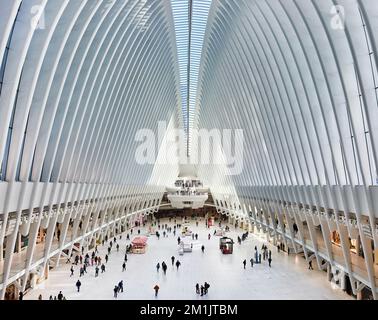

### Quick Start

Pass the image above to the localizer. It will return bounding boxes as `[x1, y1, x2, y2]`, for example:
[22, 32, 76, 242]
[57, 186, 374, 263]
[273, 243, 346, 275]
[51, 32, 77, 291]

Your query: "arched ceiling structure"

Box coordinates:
[0, 0, 181, 187]
[0, 0, 378, 299]
[194, 0, 378, 298]
[196, 0, 378, 190]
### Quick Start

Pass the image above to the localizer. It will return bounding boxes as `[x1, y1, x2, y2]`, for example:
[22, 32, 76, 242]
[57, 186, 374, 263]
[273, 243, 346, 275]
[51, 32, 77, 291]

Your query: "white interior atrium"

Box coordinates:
[0, 0, 378, 300]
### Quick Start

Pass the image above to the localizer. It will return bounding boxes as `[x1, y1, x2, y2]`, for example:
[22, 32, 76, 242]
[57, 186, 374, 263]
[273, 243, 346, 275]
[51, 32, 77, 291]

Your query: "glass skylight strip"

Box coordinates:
[188, 0, 212, 155]
[171, 0, 212, 156]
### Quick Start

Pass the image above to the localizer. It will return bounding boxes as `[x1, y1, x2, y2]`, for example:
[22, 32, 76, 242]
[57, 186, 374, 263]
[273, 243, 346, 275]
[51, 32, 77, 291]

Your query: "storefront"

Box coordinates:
[331, 230, 341, 246]
[4, 284, 17, 300]
[349, 237, 357, 254]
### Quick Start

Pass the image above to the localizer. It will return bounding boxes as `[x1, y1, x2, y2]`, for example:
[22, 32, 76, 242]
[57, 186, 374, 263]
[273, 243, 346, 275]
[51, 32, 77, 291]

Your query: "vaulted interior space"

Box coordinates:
[0, 0, 378, 300]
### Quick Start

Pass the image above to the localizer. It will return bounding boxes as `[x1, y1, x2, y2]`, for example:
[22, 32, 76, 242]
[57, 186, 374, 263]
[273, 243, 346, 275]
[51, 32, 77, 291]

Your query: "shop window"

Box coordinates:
[331, 230, 341, 246]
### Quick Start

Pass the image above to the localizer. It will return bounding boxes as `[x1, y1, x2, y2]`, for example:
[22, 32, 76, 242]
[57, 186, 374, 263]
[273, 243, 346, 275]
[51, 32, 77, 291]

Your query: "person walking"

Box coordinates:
[208, 233, 211, 240]
[201, 245, 205, 253]
[162, 262, 167, 275]
[171, 256, 175, 266]
[250, 258, 254, 267]
[105, 254, 109, 263]
[308, 260, 313, 270]
[268, 257, 272, 267]
[114, 285, 119, 298]
[122, 262, 126, 272]
[204, 282, 210, 295]
[243, 259, 246, 269]
[95, 266, 99, 277]
[154, 284, 160, 297]
[58, 291, 63, 301]
[70, 266, 74, 277]
[76, 280, 81, 292]
[124, 253, 128, 262]
[101, 264, 106, 273]
[196, 283, 200, 294]
[19, 291, 24, 300]
[156, 263, 160, 272]
[38, 294, 43, 300]
[118, 280, 124, 293]
[177, 237, 181, 245]
[200, 285, 204, 296]
[116, 244, 119, 252]
[175, 260, 181, 270]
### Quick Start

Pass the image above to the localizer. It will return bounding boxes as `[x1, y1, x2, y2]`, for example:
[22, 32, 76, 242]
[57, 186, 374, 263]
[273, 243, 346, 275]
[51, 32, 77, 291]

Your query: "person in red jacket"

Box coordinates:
[154, 284, 160, 297]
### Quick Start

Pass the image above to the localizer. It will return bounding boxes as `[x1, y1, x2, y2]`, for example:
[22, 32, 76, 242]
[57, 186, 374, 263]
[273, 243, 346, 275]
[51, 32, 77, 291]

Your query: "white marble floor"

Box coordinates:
[25, 218, 353, 300]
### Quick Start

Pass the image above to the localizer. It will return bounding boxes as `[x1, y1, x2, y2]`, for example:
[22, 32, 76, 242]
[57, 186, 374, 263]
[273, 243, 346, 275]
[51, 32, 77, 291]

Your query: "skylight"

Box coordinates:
[171, 0, 212, 156]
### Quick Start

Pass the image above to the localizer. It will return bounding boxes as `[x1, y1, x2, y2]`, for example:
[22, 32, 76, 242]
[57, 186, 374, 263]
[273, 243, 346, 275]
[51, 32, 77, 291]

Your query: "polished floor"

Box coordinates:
[25, 218, 352, 300]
